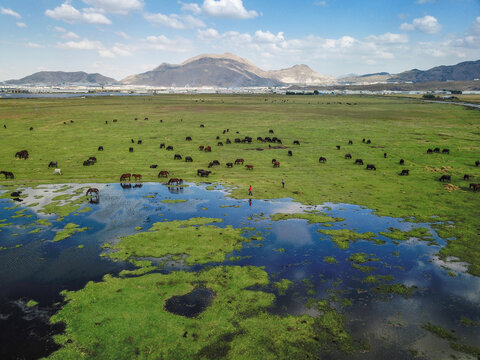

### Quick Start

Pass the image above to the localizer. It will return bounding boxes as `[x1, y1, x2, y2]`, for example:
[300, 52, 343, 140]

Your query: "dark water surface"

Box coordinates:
[0, 183, 479, 360]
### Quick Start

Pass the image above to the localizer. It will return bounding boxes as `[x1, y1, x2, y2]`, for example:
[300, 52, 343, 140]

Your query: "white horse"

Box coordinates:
[53, 168, 62, 175]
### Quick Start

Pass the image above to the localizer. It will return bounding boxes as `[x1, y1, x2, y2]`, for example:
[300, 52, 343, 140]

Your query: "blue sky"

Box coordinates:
[0, 0, 479, 80]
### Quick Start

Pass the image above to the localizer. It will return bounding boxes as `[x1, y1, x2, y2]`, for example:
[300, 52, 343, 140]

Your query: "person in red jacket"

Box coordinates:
[248, 185, 253, 196]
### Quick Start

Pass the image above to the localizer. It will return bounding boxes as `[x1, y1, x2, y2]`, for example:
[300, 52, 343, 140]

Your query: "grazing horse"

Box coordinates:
[469, 183, 476, 190]
[15, 150, 29, 159]
[273, 161, 280, 168]
[113, 119, 117, 123]
[427, 149, 433, 154]
[271, 158, 277, 164]
[132, 174, 142, 181]
[216, 136, 220, 140]
[186, 136, 192, 141]
[234, 138, 241, 143]
[98, 146, 104, 151]
[384, 153, 387, 158]
[399, 169, 409, 176]
[1, 171, 14, 179]
[150, 164, 158, 168]
[137, 140, 142, 144]
[131, 139, 135, 143]
[226, 139, 231, 144]
[88, 157, 97, 163]
[129, 147, 134, 152]
[344, 154, 352, 159]
[469, 183, 480, 191]
[245, 165, 254, 170]
[433, 147, 440, 153]
[217, 142, 223, 146]
[442, 149, 450, 154]
[399, 159, 405, 165]
[269, 129, 274, 134]
[293, 140, 300, 145]
[288, 150, 293, 156]
[174, 154, 182, 160]
[53, 168, 62, 175]
[48, 161, 58, 168]
[120, 173, 131, 182]
[30, 127, 33, 131]
[200, 124, 205, 128]
[235, 158, 244, 165]
[185, 156, 193, 162]
[439, 175, 451, 182]
[226, 162, 233, 168]
[167, 178, 180, 185]
[319, 157, 327, 163]
[197, 169, 211, 177]
[166, 146, 174, 151]
[158, 170, 169, 178]
[160, 143, 165, 149]
[204, 146, 212, 152]
[366, 164, 376, 170]
[463, 174, 470, 181]
[198, 145, 204, 151]
[355, 159, 364, 165]
[476, 160, 480, 167]
[366, 140, 371, 144]
[362, 138, 366, 143]
[348, 140, 353, 145]
[336, 145, 341, 150]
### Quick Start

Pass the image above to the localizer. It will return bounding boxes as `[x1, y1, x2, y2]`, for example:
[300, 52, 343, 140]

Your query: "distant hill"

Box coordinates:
[121, 53, 333, 87]
[6, 71, 118, 85]
[338, 72, 392, 84]
[391, 60, 480, 83]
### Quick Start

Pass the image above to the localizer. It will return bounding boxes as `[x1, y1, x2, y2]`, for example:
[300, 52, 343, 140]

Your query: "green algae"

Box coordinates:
[273, 248, 285, 252]
[77, 245, 84, 249]
[0, 222, 13, 228]
[422, 322, 480, 357]
[29, 228, 42, 234]
[270, 212, 342, 224]
[47, 266, 330, 360]
[379, 227, 433, 242]
[324, 256, 337, 264]
[373, 284, 418, 297]
[421, 322, 457, 341]
[77, 207, 92, 213]
[161, 199, 187, 204]
[26, 300, 38, 308]
[273, 279, 293, 295]
[347, 253, 380, 264]
[107, 218, 252, 266]
[460, 316, 479, 327]
[318, 229, 377, 250]
[53, 223, 89, 242]
[449, 342, 480, 357]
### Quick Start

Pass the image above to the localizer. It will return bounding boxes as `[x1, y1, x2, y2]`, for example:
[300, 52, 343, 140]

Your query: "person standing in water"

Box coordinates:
[248, 185, 253, 196]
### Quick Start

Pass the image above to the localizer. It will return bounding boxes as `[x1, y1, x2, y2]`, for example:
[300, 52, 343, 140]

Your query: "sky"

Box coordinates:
[0, 0, 479, 81]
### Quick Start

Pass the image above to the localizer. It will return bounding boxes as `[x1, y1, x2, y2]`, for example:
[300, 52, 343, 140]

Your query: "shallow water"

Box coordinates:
[0, 182, 479, 359]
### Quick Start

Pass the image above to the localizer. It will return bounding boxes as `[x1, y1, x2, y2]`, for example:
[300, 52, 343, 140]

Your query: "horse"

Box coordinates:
[98, 146, 104, 151]
[226, 162, 233, 168]
[245, 165, 254, 170]
[427, 149, 433, 154]
[226, 139, 231, 144]
[235, 158, 244, 165]
[439, 175, 451, 182]
[185, 156, 193, 162]
[48, 161, 58, 168]
[15, 150, 29, 159]
[273, 161, 280, 168]
[137, 140, 142, 144]
[129, 147, 134, 152]
[197, 169, 211, 177]
[186, 136, 192, 141]
[88, 157, 97, 163]
[204, 146, 212, 152]
[53, 168, 62, 175]
[158, 171, 169, 178]
[30, 127, 33, 131]
[355, 159, 364, 165]
[113, 119, 117, 123]
[348, 140, 353, 145]
[399, 159, 404, 165]
[288, 151, 293, 156]
[366, 140, 371, 144]
[384, 153, 387, 158]
[463, 174, 470, 181]
[160, 143, 165, 149]
[0, 171, 14, 179]
[336, 145, 341, 150]
[120, 173, 131, 182]
[433, 147, 440, 153]
[469, 183, 476, 190]
[269, 129, 274, 134]
[86, 188, 99, 197]
[344, 154, 352, 159]
[470, 183, 480, 191]
[167, 178, 180, 185]
[131, 139, 135, 143]
[132, 174, 142, 181]
[442, 149, 450, 154]
[234, 138, 241, 143]
[174, 154, 182, 160]
[217, 142, 223, 146]
[150, 164, 158, 168]
[198, 145, 204, 151]
[319, 157, 327, 163]
[200, 124, 205, 128]
[366, 164, 376, 171]
[216, 136, 220, 140]
[476, 160, 480, 167]
[399, 169, 409, 176]
[271, 158, 277, 164]
[166, 146, 174, 151]
[293, 140, 300, 145]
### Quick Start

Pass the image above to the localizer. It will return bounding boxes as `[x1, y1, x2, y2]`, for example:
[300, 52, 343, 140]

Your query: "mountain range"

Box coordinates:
[4, 54, 480, 88]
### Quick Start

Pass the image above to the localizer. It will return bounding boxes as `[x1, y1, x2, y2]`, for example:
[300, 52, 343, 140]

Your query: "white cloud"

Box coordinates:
[45, 2, 111, 25]
[144, 35, 193, 52]
[144, 12, 205, 29]
[314, 1, 327, 6]
[254, 30, 285, 44]
[417, 0, 435, 3]
[116, 31, 130, 40]
[54, 26, 67, 32]
[26, 42, 44, 48]
[62, 31, 80, 39]
[472, 16, 480, 34]
[1, 7, 21, 19]
[98, 49, 116, 58]
[202, 0, 257, 19]
[368, 32, 409, 44]
[197, 28, 221, 40]
[111, 43, 133, 56]
[57, 38, 104, 50]
[401, 15, 441, 34]
[16, 22, 27, 28]
[180, 2, 202, 15]
[82, 0, 143, 14]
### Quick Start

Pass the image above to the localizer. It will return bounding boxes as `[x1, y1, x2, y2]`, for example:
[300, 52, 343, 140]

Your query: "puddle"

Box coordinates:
[164, 287, 216, 318]
[0, 183, 479, 359]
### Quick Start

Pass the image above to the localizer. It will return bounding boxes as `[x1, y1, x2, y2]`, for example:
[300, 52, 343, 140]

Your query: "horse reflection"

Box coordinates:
[168, 186, 184, 194]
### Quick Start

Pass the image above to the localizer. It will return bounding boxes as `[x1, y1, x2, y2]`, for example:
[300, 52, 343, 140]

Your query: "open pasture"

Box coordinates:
[1, 94, 480, 276]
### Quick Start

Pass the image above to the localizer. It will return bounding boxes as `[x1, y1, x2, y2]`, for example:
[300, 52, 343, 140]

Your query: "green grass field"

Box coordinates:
[1, 94, 479, 275]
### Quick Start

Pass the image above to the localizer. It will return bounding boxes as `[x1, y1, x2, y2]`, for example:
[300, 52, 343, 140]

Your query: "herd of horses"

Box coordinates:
[3, 121, 480, 195]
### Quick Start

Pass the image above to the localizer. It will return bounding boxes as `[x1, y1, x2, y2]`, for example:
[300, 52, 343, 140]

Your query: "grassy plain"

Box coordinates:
[1, 94, 479, 274]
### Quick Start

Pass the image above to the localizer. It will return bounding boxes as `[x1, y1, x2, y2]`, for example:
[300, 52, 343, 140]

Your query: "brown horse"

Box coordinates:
[226, 162, 233, 168]
[235, 158, 244, 165]
[198, 145, 204, 151]
[120, 173, 131, 182]
[204, 146, 212, 152]
[158, 170, 169, 178]
[15, 150, 29, 159]
[245, 165, 254, 170]
[273, 161, 280, 168]
[132, 174, 142, 181]
[319, 157, 327, 163]
[86, 188, 99, 197]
